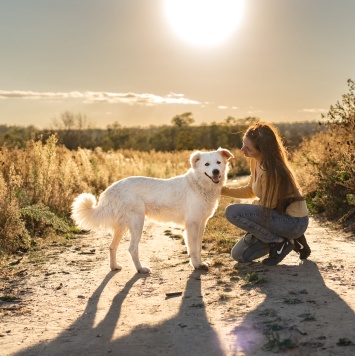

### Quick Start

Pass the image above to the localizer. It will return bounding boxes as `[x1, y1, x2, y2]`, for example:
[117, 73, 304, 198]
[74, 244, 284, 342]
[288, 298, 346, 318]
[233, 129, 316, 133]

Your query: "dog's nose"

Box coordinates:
[212, 169, 220, 175]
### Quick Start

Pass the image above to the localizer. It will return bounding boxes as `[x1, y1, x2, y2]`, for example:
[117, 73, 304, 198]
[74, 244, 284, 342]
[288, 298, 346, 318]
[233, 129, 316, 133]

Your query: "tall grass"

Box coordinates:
[0, 138, 247, 254]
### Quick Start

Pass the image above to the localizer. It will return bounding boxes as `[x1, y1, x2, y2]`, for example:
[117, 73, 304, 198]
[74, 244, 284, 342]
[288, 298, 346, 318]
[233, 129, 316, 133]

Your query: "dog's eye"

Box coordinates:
[217, 161, 221, 164]
[205, 163, 210, 166]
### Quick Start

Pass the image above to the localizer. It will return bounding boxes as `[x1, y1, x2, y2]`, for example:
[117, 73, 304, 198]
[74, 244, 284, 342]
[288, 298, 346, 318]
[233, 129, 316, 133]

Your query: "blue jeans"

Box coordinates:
[225, 204, 309, 244]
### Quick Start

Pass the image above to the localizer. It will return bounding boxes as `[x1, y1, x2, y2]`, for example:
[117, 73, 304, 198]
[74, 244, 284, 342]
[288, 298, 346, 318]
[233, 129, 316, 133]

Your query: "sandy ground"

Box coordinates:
[1, 216, 355, 356]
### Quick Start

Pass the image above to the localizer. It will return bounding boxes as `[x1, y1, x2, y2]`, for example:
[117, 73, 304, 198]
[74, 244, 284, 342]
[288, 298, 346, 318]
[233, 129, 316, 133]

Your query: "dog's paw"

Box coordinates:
[196, 261, 210, 270]
[110, 263, 122, 271]
[138, 266, 151, 274]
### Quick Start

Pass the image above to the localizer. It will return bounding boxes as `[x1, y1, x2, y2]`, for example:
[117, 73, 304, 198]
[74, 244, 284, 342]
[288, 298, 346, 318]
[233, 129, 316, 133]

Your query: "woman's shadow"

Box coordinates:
[230, 260, 355, 355]
[16, 270, 225, 356]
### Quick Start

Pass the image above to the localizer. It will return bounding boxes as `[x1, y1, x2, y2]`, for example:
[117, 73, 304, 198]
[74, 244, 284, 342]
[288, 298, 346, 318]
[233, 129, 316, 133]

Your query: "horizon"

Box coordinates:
[0, 115, 321, 131]
[1, 0, 354, 128]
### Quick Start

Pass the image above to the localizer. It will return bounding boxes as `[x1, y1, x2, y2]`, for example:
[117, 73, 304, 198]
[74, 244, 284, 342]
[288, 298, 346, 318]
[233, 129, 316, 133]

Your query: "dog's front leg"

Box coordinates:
[185, 220, 208, 269]
[197, 219, 210, 269]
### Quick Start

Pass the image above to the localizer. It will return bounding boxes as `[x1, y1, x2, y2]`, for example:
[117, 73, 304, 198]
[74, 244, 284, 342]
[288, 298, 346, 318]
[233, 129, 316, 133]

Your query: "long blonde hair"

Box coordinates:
[245, 122, 303, 213]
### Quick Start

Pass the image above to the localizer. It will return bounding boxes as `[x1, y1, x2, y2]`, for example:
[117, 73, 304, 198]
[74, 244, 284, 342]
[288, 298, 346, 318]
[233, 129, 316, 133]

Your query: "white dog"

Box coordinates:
[71, 148, 234, 273]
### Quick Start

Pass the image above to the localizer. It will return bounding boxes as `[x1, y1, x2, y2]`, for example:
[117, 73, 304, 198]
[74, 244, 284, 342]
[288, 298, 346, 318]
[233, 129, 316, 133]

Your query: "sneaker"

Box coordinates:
[262, 239, 294, 266]
[293, 234, 311, 260]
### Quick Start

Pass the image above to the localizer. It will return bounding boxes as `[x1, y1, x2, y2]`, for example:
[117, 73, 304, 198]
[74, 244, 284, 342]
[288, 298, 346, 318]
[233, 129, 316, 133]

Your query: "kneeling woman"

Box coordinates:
[222, 122, 311, 266]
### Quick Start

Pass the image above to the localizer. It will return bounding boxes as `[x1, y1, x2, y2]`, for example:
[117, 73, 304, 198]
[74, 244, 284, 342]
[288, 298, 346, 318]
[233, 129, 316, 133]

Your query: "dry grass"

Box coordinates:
[293, 129, 355, 227]
[0, 136, 247, 255]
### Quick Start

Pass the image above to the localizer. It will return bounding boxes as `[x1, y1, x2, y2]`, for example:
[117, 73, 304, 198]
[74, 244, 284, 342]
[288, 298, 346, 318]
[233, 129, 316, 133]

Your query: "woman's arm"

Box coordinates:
[221, 176, 256, 199]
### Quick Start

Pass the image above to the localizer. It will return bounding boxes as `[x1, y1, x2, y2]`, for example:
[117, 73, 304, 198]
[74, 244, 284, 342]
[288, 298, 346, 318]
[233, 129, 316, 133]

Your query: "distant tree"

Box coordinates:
[52, 111, 90, 132]
[50, 111, 94, 149]
[149, 127, 175, 151]
[171, 112, 195, 127]
[176, 127, 195, 150]
[107, 121, 130, 150]
[0, 125, 38, 148]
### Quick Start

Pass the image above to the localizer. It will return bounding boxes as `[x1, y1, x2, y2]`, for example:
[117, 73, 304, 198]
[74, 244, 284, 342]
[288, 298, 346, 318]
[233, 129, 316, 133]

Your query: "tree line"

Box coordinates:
[0, 113, 321, 152]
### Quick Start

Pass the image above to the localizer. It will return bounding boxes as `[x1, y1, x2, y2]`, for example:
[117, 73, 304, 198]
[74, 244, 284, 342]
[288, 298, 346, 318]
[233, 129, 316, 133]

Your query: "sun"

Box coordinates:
[164, 0, 245, 47]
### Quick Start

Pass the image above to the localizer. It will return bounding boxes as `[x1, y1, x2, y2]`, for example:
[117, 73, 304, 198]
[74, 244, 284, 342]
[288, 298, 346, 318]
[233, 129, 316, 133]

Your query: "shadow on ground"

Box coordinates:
[14, 261, 355, 355]
[16, 270, 225, 356]
[231, 260, 355, 355]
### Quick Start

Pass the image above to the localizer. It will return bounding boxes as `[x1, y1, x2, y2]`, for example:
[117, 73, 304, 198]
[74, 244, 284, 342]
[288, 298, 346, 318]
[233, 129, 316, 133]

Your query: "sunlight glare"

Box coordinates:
[164, 0, 245, 47]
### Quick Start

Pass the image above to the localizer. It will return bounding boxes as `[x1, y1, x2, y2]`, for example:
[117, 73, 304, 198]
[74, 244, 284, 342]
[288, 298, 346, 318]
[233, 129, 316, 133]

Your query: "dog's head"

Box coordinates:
[190, 148, 234, 184]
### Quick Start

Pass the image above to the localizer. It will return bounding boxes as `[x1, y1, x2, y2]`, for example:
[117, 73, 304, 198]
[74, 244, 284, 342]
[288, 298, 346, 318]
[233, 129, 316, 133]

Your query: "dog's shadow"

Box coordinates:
[16, 270, 224, 356]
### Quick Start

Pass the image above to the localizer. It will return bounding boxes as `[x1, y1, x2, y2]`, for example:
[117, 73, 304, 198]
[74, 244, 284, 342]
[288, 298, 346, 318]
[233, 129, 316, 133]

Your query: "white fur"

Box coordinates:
[71, 148, 234, 273]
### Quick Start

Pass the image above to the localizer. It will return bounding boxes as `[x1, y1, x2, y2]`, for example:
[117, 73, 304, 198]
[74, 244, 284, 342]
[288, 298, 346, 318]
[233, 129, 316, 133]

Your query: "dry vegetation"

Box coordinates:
[294, 79, 355, 230]
[0, 138, 247, 255]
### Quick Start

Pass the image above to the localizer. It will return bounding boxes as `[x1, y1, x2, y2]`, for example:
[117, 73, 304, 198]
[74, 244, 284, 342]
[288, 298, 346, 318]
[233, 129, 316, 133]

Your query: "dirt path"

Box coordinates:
[1, 217, 355, 356]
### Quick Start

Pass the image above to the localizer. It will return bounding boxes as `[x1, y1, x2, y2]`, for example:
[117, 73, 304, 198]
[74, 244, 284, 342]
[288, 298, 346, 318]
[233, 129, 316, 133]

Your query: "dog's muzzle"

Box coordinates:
[205, 169, 221, 184]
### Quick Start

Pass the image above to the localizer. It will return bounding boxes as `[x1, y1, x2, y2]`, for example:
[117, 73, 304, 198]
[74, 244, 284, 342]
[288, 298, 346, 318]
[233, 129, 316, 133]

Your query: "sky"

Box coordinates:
[1, 0, 355, 129]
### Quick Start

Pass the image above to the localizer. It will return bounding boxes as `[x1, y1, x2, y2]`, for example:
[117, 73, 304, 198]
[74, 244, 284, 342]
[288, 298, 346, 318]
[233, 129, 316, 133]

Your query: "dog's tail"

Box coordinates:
[71, 193, 106, 231]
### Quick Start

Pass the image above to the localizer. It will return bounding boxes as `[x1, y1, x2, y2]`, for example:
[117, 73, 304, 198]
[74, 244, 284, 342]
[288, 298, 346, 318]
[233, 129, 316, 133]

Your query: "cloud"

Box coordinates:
[0, 90, 83, 100]
[0, 90, 201, 106]
[217, 105, 238, 110]
[300, 108, 327, 113]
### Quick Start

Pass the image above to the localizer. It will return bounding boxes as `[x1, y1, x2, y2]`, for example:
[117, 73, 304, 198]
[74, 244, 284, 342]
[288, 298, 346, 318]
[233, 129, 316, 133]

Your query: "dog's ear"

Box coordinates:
[190, 151, 201, 168]
[218, 147, 234, 160]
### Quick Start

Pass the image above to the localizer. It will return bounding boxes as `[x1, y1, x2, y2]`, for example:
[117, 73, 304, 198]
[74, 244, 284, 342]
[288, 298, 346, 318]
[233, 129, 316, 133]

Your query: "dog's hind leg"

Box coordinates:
[127, 214, 151, 274]
[109, 227, 125, 271]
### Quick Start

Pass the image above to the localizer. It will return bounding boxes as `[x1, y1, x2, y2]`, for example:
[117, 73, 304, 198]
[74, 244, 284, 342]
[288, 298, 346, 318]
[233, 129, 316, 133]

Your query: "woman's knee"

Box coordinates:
[225, 204, 242, 223]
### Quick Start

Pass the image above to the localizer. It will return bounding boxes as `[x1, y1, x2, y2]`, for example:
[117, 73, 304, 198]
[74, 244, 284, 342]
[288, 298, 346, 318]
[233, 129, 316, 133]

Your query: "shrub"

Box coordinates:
[0, 169, 29, 253]
[294, 79, 355, 228]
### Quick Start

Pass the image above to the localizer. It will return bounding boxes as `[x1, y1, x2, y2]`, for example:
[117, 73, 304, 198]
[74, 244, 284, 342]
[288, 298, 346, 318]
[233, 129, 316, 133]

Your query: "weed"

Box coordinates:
[301, 341, 324, 348]
[20, 204, 70, 235]
[284, 297, 303, 304]
[337, 338, 353, 346]
[0, 295, 18, 302]
[219, 293, 232, 301]
[243, 271, 267, 286]
[263, 333, 297, 352]
[259, 308, 277, 317]
[299, 313, 316, 322]
[269, 324, 283, 331]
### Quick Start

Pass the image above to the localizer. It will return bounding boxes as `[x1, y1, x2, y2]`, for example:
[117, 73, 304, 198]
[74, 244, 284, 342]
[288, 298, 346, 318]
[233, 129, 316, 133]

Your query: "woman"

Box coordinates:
[222, 122, 311, 266]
